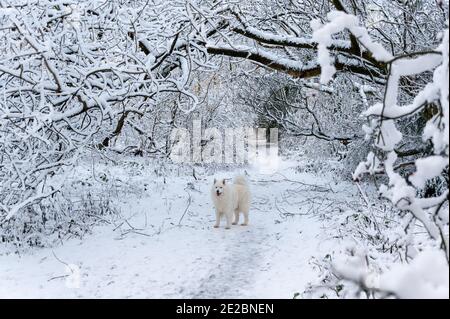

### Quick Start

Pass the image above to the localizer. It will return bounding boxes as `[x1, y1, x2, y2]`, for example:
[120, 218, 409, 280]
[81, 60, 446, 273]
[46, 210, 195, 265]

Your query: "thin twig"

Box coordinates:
[178, 189, 192, 226]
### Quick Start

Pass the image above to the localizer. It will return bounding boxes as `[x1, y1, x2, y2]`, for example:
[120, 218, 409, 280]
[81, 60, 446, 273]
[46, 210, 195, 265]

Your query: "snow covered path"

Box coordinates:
[0, 165, 361, 299]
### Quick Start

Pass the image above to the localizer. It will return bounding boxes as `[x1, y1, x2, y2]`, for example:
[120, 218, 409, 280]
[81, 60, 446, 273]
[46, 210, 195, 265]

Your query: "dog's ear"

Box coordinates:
[222, 179, 226, 185]
[214, 178, 217, 184]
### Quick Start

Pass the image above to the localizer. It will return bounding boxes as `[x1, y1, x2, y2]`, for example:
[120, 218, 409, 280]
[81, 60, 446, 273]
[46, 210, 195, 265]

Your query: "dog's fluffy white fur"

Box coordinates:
[211, 176, 251, 229]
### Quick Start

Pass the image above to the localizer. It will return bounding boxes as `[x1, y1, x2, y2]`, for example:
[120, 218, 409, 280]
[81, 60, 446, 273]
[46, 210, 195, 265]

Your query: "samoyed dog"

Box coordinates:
[211, 176, 251, 229]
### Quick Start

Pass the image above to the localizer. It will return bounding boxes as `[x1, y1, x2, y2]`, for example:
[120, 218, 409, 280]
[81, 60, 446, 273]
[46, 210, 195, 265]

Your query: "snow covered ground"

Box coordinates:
[0, 157, 365, 299]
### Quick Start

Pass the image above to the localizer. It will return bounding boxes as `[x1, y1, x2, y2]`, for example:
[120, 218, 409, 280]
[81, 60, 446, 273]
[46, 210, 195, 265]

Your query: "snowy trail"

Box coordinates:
[192, 220, 268, 298]
[0, 164, 359, 299]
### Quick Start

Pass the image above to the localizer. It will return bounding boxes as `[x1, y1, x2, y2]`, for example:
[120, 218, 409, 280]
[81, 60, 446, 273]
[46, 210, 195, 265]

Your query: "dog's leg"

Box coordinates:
[242, 210, 249, 226]
[225, 212, 232, 230]
[232, 210, 240, 225]
[214, 210, 221, 228]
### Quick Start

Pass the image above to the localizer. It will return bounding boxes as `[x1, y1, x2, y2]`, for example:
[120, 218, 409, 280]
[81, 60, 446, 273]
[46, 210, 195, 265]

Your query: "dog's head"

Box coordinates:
[213, 178, 226, 197]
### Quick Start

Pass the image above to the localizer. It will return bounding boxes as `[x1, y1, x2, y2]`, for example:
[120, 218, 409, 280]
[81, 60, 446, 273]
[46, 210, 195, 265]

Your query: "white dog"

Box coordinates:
[211, 176, 251, 229]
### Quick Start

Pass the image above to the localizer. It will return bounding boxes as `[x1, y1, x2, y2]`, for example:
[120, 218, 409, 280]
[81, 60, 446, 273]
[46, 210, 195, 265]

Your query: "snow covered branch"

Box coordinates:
[313, 8, 449, 297]
[0, 0, 203, 224]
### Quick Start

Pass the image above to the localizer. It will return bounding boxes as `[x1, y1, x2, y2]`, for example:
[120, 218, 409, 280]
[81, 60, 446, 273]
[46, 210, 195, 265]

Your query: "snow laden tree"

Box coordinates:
[187, 0, 447, 167]
[0, 0, 211, 242]
[346, 17, 449, 298]
[190, 0, 445, 82]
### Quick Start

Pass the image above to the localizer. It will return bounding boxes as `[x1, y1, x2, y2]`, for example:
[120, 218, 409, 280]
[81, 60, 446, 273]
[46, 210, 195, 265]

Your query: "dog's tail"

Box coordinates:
[234, 175, 248, 186]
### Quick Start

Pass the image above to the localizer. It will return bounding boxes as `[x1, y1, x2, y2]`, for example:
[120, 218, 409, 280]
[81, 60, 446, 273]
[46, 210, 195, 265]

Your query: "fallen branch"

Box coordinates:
[178, 189, 193, 226]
